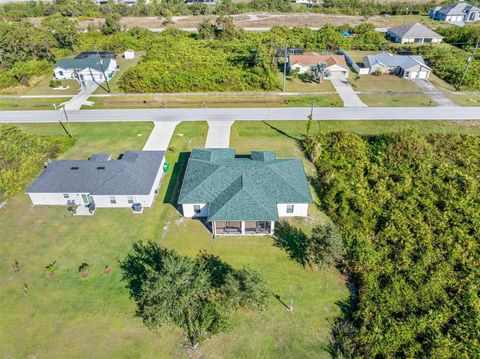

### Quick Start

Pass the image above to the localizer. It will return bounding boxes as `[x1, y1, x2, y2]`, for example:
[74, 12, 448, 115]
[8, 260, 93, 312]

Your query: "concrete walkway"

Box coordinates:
[413, 79, 458, 107]
[331, 79, 367, 107]
[205, 121, 234, 148]
[143, 121, 180, 151]
[62, 82, 99, 111]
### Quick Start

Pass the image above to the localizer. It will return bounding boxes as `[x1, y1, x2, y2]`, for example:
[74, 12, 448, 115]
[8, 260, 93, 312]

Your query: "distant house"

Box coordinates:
[54, 53, 118, 84]
[362, 51, 432, 79]
[429, 2, 480, 23]
[386, 23, 443, 44]
[185, 0, 217, 4]
[178, 148, 312, 236]
[288, 52, 350, 80]
[27, 151, 165, 215]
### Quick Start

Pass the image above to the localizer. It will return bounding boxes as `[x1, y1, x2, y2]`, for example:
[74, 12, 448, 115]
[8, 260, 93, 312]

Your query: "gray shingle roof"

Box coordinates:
[178, 149, 312, 221]
[55, 55, 113, 72]
[434, 3, 479, 16]
[364, 51, 431, 71]
[387, 23, 443, 40]
[28, 151, 165, 195]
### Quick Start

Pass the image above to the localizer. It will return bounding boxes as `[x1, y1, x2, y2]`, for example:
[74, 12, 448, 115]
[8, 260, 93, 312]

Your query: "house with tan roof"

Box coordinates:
[288, 52, 350, 80]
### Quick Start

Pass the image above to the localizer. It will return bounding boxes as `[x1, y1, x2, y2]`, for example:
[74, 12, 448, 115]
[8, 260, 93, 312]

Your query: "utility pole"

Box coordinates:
[98, 58, 111, 93]
[403, 7, 409, 25]
[62, 105, 73, 137]
[459, 41, 478, 89]
[283, 42, 288, 92]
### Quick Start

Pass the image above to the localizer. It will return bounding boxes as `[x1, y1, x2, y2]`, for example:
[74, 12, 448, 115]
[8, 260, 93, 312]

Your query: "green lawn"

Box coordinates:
[0, 120, 347, 358]
[94, 53, 145, 95]
[85, 93, 342, 109]
[447, 94, 480, 107]
[25, 77, 80, 96]
[349, 74, 422, 92]
[0, 98, 69, 110]
[358, 93, 435, 107]
[278, 73, 336, 92]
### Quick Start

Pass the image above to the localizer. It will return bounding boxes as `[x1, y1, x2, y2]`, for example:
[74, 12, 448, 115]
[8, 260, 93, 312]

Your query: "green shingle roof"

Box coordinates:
[55, 56, 112, 72]
[178, 149, 312, 221]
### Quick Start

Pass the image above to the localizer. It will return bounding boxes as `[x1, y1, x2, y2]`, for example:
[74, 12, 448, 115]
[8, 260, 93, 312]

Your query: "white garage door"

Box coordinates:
[328, 70, 347, 80]
[418, 71, 428, 79]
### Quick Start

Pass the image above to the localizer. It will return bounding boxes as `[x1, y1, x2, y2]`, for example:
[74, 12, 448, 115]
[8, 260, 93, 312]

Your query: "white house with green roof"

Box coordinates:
[54, 54, 117, 84]
[178, 148, 312, 236]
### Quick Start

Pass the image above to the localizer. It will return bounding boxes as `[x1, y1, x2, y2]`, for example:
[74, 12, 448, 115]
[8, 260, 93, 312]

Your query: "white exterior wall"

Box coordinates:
[290, 64, 310, 74]
[399, 37, 442, 44]
[124, 50, 135, 59]
[277, 203, 309, 217]
[54, 67, 75, 80]
[29, 192, 87, 206]
[182, 203, 209, 217]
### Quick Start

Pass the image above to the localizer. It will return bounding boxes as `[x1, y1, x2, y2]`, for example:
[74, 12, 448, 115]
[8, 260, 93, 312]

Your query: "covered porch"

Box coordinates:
[212, 220, 275, 236]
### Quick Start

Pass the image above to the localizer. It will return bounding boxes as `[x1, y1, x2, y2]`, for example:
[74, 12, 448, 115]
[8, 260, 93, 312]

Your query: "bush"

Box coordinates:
[49, 79, 62, 88]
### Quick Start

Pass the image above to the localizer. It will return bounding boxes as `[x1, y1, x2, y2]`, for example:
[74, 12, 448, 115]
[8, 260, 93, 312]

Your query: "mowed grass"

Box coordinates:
[0, 120, 348, 358]
[85, 93, 342, 109]
[278, 73, 336, 92]
[0, 98, 68, 111]
[358, 93, 435, 107]
[349, 74, 422, 92]
[26, 78, 80, 96]
[447, 94, 480, 107]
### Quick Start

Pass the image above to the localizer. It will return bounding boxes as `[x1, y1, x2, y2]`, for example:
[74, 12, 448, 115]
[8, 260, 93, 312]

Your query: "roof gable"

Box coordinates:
[388, 23, 443, 39]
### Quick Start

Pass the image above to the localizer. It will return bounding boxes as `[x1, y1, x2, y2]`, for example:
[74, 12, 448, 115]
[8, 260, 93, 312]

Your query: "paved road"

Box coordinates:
[0, 107, 479, 123]
[413, 79, 458, 107]
[331, 79, 367, 107]
[205, 121, 234, 148]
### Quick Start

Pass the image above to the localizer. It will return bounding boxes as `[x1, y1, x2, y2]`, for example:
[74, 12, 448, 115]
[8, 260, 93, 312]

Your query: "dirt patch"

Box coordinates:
[29, 12, 410, 30]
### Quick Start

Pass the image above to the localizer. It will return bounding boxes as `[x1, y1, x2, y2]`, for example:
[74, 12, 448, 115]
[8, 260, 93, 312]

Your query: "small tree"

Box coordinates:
[45, 260, 57, 277]
[307, 223, 343, 269]
[78, 262, 90, 277]
[197, 19, 216, 40]
[121, 242, 268, 349]
[102, 14, 122, 35]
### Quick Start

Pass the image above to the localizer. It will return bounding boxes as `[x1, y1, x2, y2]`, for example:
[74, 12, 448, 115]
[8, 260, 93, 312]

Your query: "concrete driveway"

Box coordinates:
[205, 121, 234, 148]
[413, 79, 457, 107]
[62, 82, 99, 110]
[143, 121, 180, 151]
[331, 79, 367, 107]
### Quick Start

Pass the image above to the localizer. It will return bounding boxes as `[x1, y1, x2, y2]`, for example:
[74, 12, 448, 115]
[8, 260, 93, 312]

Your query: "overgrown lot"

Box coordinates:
[0, 126, 73, 201]
[305, 131, 480, 357]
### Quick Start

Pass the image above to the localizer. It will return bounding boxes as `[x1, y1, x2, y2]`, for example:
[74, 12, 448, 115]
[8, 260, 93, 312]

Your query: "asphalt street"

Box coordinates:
[0, 107, 479, 123]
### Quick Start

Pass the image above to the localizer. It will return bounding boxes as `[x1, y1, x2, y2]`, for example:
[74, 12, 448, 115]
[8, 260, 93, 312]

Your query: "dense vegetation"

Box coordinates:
[0, 0, 443, 19]
[0, 126, 73, 201]
[121, 241, 268, 347]
[304, 131, 480, 357]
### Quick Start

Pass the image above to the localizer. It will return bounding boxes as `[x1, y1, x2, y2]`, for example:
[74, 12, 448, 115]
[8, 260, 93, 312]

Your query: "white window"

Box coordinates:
[127, 196, 134, 204]
[194, 205, 201, 214]
[63, 194, 69, 198]
[286, 205, 294, 213]
[110, 196, 116, 204]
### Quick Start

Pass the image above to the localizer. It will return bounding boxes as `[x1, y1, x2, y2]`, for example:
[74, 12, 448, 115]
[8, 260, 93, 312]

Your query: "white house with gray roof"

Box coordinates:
[27, 151, 165, 214]
[178, 148, 312, 236]
[362, 51, 432, 79]
[429, 2, 480, 23]
[386, 23, 443, 44]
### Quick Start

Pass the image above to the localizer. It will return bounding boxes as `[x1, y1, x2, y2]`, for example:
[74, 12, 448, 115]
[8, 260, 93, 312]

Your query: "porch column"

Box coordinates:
[241, 221, 245, 235]
[212, 221, 216, 237]
[270, 221, 275, 235]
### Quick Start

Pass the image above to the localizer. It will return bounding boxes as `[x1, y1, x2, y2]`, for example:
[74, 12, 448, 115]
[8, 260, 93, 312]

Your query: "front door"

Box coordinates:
[81, 194, 94, 205]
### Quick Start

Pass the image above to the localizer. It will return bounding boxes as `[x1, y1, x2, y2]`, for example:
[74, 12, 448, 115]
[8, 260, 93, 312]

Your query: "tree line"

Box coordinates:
[0, 0, 445, 20]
